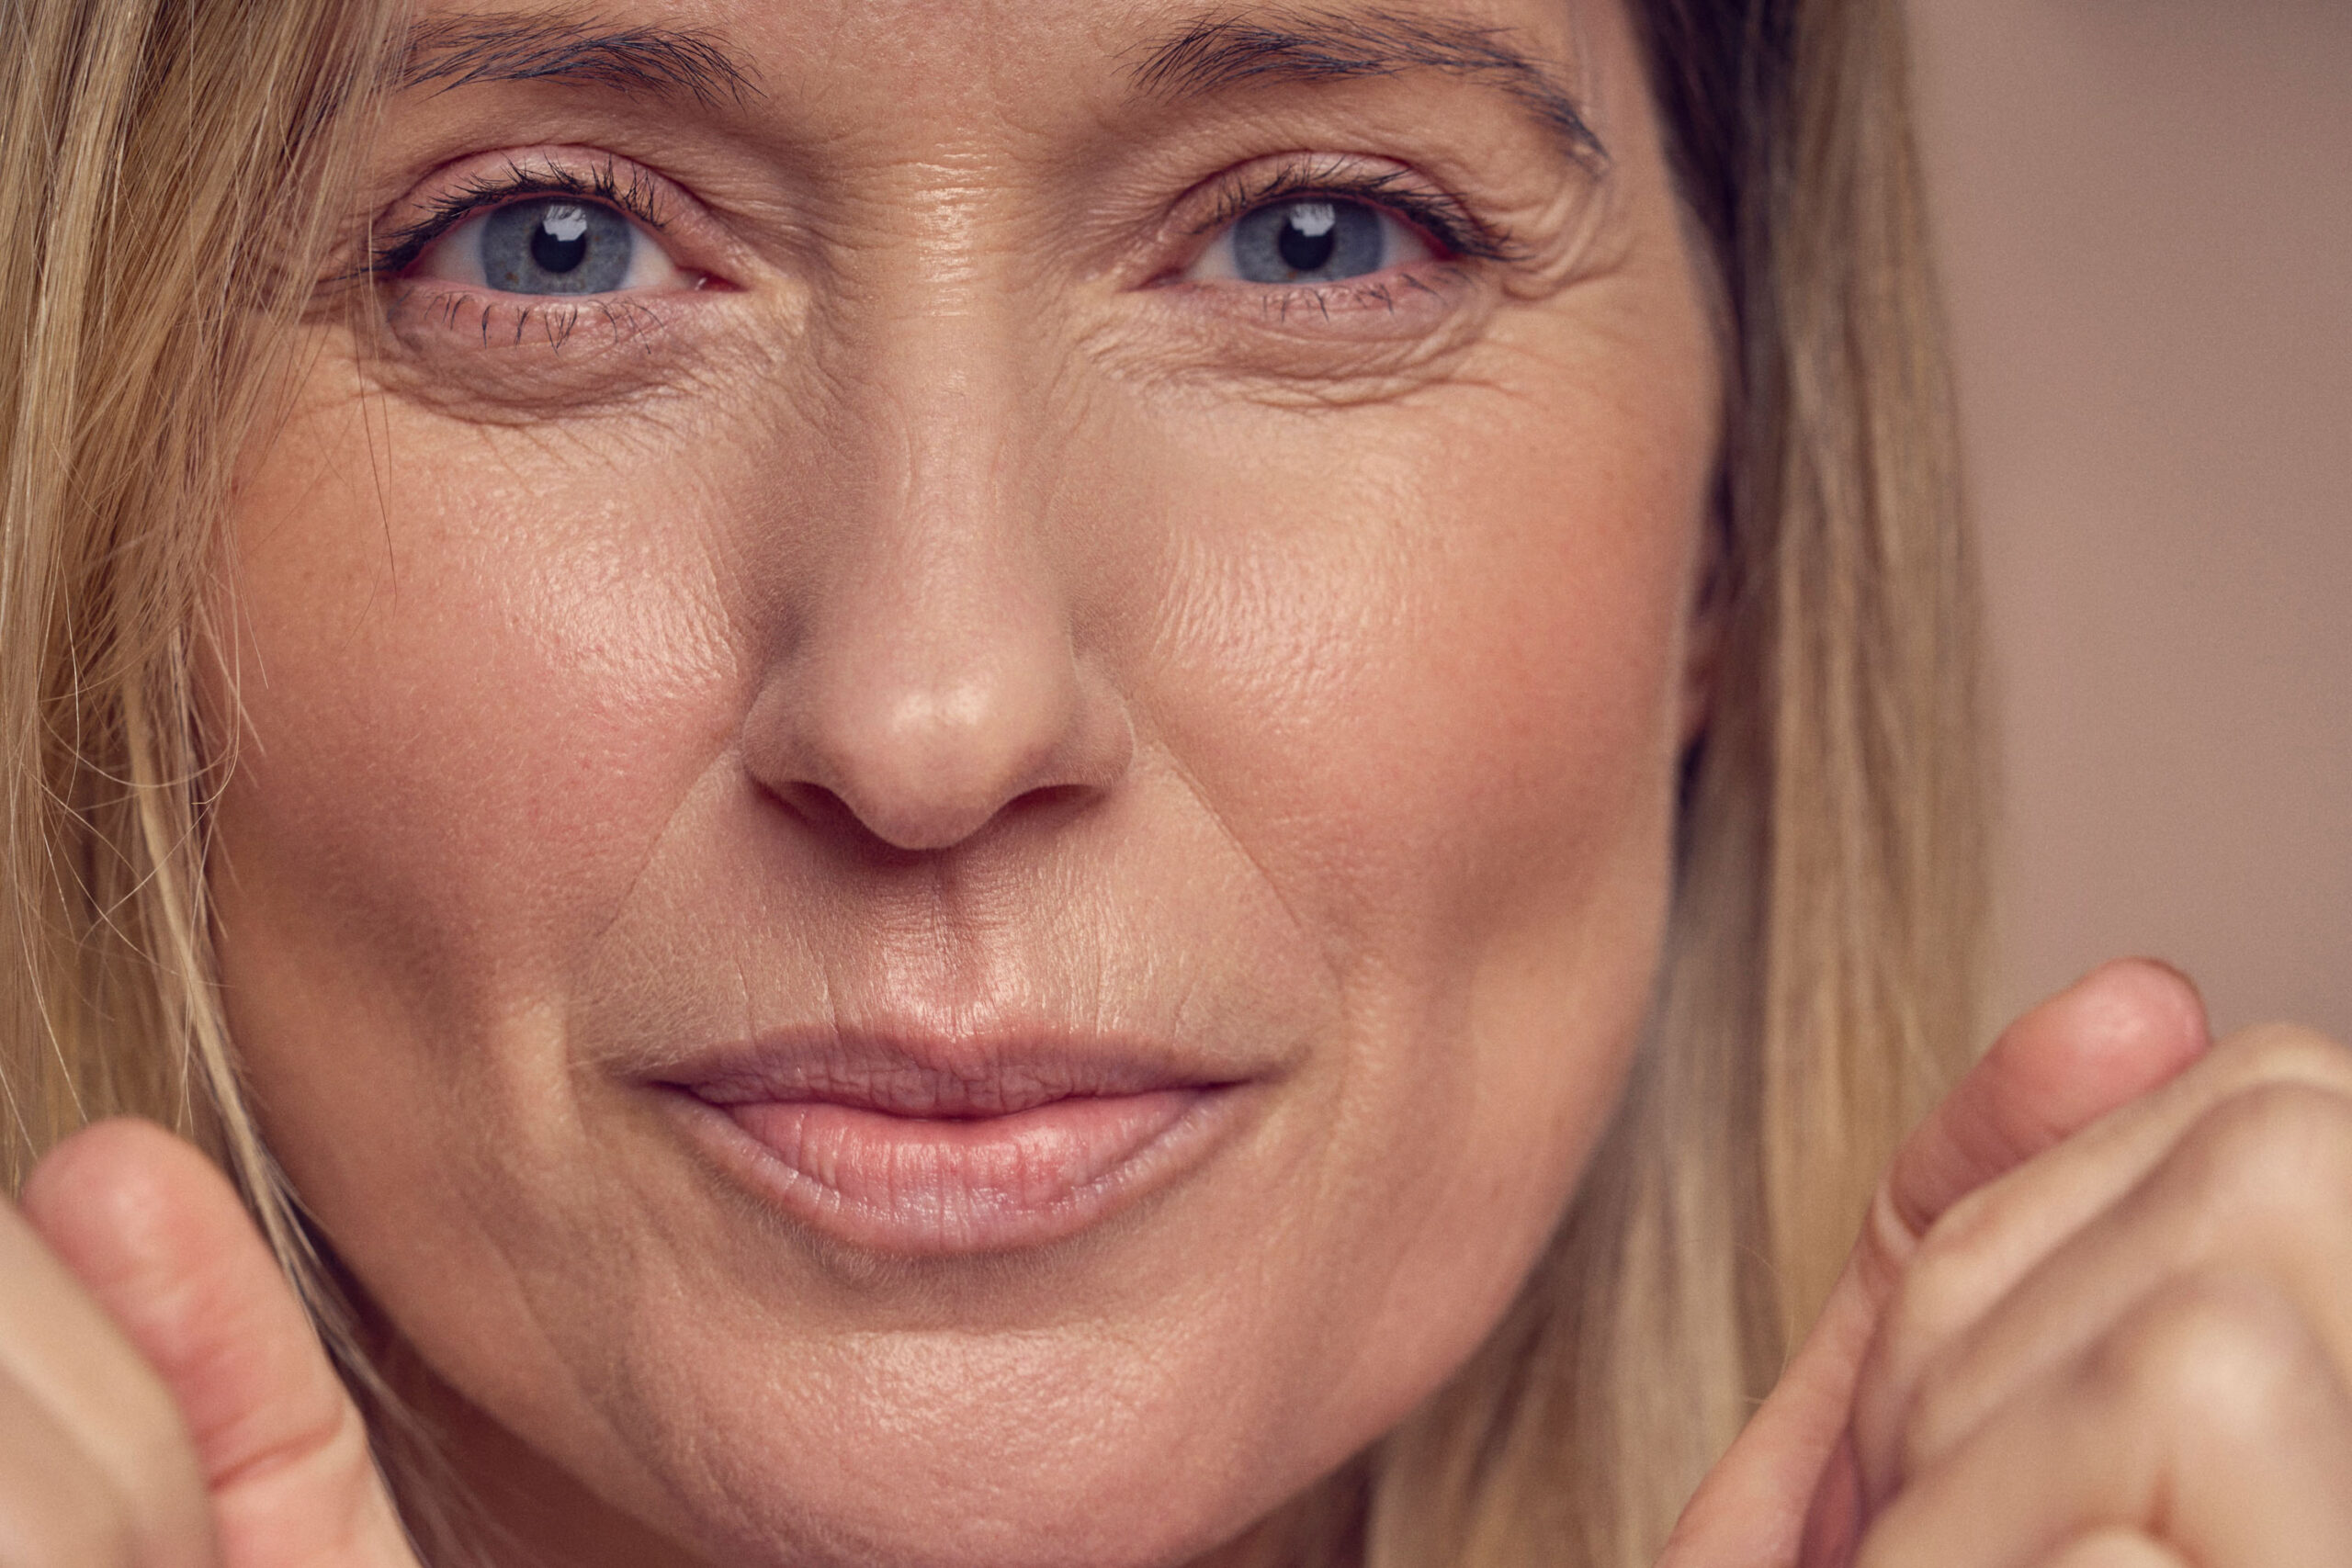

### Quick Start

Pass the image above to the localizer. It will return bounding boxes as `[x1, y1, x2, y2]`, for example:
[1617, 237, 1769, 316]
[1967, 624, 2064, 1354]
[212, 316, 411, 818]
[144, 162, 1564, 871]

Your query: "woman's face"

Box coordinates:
[212, 0, 1719, 1562]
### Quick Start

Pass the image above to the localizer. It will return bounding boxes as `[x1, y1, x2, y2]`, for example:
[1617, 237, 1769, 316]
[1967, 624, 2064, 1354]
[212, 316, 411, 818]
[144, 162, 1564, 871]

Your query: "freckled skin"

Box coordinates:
[209, 1, 1722, 1565]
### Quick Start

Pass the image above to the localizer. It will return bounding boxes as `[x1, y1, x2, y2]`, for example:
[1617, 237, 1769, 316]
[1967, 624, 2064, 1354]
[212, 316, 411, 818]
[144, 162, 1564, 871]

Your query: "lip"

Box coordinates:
[650, 1032, 1251, 1255]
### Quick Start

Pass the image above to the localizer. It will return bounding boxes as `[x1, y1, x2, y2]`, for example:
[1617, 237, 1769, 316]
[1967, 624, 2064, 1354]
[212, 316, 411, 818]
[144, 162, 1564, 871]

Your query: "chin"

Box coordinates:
[617, 1374, 1324, 1568]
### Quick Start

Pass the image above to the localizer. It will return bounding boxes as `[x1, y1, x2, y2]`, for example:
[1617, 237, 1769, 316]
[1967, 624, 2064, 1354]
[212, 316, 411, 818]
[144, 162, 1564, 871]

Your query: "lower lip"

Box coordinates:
[670, 1088, 1235, 1255]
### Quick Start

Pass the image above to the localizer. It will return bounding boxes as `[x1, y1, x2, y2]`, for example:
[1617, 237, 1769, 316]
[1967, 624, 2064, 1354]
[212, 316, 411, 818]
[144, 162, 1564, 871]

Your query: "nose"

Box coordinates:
[740, 329, 1131, 855]
[746, 549, 1130, 853]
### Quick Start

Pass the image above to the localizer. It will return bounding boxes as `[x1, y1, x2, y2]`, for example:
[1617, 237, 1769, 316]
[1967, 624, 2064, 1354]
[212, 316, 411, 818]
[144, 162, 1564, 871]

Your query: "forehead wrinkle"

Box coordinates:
[400, 9, 760, 106]
[1129, 5, 1608, 167]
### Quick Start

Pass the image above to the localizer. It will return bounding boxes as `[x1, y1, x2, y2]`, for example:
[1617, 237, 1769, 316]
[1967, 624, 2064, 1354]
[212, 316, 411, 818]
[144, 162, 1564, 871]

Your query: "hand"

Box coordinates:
[1840, 1011, 2352, 1565]
[1658, 959, 2214, 1568]
[0, 1119, 420, 1567]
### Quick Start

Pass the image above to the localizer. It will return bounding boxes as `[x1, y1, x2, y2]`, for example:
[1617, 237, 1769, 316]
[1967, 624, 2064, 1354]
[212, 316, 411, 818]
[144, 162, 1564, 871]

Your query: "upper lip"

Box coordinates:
[649, 1030, 1238, 1119]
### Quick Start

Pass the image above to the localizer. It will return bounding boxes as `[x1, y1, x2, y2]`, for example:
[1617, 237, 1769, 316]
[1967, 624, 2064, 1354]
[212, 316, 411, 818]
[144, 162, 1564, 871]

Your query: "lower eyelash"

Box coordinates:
[390, 285, 667, 351]
[1247, 268, 1465, 322]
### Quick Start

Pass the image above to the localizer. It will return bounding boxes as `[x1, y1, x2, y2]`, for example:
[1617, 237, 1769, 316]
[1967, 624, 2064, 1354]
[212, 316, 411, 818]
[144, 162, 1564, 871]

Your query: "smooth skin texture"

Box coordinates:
[6, 3, 2352, 1567]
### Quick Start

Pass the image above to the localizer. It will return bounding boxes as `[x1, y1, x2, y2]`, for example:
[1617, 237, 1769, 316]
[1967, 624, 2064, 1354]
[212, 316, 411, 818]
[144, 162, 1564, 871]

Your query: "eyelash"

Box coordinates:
[1188, 157, 1519, 267]
[356, 152, 1507, 358]
[368, 155, 671, 280]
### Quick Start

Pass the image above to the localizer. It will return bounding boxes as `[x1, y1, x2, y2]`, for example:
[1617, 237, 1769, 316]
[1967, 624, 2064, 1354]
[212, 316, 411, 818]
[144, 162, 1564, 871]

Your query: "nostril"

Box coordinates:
[767, 781, 872, 843]
[766, 772, 1020, 857]
[766, 776, 1103, 862]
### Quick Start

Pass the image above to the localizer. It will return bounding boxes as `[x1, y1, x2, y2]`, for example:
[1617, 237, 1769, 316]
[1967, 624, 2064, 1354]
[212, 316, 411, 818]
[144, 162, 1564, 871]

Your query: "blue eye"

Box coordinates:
[1235, 200, 1380, 282]
[480, 198, 634, 293]
[1187, 197, 1434, 287]
[417, 195, 686, 296]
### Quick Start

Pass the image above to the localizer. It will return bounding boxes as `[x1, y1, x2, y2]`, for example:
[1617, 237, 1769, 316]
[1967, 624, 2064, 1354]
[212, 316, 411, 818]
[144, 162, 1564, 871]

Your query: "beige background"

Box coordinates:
[1907, 0, 2352, 1041]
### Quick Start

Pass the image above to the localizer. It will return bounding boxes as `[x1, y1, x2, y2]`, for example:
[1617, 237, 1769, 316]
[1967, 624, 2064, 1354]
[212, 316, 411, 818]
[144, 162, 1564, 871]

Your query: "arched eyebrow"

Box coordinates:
[1132, 7, 1607, 167]
[400, 13, 757, 106]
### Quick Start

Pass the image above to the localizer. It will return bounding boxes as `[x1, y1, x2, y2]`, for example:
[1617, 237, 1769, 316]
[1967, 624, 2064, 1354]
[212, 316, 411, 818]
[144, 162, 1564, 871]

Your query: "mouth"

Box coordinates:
[649, 1033, 1252, 1255]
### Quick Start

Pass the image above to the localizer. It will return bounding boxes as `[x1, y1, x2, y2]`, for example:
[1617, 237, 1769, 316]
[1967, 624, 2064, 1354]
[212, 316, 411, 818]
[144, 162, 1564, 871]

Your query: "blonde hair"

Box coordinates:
[1346, 5, 1983, 1562]
[0, 0, 427, 1532]
[0, 2, 1981, 1565]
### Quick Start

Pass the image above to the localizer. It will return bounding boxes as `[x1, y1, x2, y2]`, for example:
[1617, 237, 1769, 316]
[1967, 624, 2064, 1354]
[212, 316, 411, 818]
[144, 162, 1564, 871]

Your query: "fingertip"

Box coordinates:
[1886, 960, 2212, 1238]
[22, 1121, 357, 1503]
[20, 1120, 288, 1412]
[22, 1120, 245, 1283]
[2007, 958, 2211, 1101]
[2108, 957, 2208, 1053]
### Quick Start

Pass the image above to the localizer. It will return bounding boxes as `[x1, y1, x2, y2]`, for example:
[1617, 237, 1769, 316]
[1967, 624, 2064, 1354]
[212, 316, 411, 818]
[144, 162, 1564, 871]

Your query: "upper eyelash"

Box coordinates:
[367, 155, 670, 279]
[357, 152, 1507, 300]
[1190, 158, 1520, 265]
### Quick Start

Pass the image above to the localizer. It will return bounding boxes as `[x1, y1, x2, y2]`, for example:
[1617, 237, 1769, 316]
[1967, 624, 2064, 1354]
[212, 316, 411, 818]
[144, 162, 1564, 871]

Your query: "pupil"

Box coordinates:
[531, 220, 588, 275]
[480, 200, 631, 293]
[1277, 214, 1338, 273]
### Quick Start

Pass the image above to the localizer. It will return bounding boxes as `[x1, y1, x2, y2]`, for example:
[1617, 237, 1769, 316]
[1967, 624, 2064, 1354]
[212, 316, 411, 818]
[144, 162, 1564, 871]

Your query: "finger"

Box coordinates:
[1658, 960, 2206, 1568]
[0, 1177, 215, 1566]
[1856, 1273, 2352, 1568]
[1853, 1022, 2352, 1509]
[21, 1121, 418, 1568]
[1882, 1074, 2352, 1493]
[2041, 1533, 2190, 1568]
[0, 1342, 179, 1567]
[1878, 960, 2210, 1241]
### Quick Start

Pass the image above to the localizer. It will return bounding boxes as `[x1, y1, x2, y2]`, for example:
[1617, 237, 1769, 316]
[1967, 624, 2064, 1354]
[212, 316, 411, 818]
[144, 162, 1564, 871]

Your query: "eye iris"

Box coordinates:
[479, 197, 634, 294]
[1232, 198, 1386, 284]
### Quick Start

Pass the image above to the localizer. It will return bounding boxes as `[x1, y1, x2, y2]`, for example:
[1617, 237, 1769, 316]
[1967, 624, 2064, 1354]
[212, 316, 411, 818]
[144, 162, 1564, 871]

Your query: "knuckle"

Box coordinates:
[2089, 1272, 2322, 1441]
[1874, 1181, 2018, 1377]
[2205, 1023, 2352, 1098]
[1893, 1199, 1996, 1330]
[2166, 1081, 2352, 1242]
[1895, 1341, 1979, 1481]
[1861, 1201, 2022, 1485]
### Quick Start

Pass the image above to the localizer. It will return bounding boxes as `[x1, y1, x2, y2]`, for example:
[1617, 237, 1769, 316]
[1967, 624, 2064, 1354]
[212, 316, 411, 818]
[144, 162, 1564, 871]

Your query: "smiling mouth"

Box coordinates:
[650, 1035, 1252, 1255]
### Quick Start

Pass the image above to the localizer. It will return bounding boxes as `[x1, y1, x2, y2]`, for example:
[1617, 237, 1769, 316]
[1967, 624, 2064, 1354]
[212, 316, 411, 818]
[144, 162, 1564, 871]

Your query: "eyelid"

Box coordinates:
[1176, 153, 1518, 269]
[411, 199, 691, 297]
[368, 148, 712, 286]
[1183, 200, 1435, 288]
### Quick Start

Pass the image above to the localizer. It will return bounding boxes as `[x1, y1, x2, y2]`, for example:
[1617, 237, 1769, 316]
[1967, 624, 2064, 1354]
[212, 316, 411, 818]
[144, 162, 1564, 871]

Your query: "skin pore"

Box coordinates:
[206, 1, 1721, 1564]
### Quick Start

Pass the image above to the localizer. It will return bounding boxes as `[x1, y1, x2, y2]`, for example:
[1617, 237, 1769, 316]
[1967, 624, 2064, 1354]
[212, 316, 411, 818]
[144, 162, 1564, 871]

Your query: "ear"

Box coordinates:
[1675, 495, 1730, 750]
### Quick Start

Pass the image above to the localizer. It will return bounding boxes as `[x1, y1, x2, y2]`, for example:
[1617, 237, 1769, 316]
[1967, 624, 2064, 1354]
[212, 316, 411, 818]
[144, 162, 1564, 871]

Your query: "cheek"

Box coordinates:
[1141, 375, 1704, 1010]
[213, 377, 747, 1034]
[1115, 359, 1713, 1427]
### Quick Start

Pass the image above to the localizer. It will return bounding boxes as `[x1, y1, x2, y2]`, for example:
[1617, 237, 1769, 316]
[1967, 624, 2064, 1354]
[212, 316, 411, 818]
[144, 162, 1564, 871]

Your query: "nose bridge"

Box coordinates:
[744, 237, 1124, 854]
[829, 250, 1057, 674]
[865, 287, 1032, 575]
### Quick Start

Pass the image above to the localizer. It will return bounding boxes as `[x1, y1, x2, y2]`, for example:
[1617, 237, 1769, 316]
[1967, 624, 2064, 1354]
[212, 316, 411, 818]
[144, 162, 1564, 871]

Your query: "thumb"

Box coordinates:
[1657, 959, 2210, 1568]
[21, 1120, 420, 1568]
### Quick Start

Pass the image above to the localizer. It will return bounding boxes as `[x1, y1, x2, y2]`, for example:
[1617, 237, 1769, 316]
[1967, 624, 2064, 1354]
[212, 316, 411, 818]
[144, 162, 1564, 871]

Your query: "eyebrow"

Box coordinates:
[1132, 7, 1606, 165]
[399, 13, 757, 106]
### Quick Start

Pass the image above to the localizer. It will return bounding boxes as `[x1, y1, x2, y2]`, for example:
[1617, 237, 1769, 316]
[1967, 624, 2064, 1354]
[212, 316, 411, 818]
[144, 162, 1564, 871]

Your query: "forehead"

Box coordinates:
[400, 0, 1617, 164]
